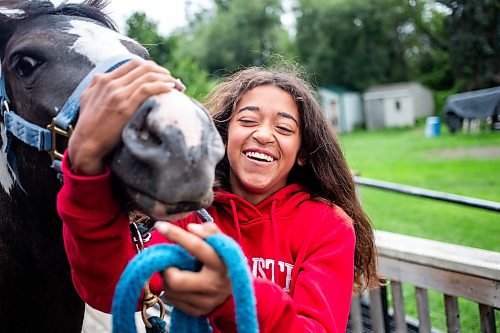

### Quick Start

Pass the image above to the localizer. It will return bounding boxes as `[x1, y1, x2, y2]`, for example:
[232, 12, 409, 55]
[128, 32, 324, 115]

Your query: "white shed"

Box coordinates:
[319, 86, 363, 133]
[363, 82, 434, 130]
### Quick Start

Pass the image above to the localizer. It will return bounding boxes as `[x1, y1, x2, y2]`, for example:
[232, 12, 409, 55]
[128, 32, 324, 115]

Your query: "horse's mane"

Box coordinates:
[0, 0, 117, 30]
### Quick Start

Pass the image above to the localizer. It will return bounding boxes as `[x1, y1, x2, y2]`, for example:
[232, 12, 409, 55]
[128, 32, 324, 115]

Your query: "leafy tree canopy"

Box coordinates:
[177, 0, 292, 75]
[125, 0, 499, 97]
[125, 12, 215, 100]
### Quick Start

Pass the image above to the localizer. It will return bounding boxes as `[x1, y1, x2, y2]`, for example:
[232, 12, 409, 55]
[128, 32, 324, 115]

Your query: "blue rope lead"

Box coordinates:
[112, 234, 259, 333]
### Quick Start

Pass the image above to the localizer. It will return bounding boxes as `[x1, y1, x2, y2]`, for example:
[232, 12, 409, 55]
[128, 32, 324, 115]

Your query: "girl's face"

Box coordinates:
[227, 85, 302, 204]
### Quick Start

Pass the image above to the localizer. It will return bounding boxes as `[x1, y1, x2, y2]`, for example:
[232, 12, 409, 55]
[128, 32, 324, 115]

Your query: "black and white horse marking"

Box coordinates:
[0, 1, 223, 332]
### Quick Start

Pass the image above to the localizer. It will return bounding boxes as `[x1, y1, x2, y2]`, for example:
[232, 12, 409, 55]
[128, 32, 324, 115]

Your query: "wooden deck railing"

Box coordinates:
[348, 231, 500, 333]
[349, 177, 500, 333]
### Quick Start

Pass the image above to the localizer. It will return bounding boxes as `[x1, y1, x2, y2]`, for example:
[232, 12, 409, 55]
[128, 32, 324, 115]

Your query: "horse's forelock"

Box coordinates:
[54, 0, 117, 31]
[0, 0, 116, 32]
[0, 1, 41, 57]
[0, 0, 117, 60]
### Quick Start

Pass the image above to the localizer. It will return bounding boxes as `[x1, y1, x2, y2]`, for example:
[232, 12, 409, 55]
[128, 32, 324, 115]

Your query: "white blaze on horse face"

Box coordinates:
[67, 20, 139, 65]
[149, 90, 203, 149]
[0, 123, 16, 195]
[0, 8, 25, 18]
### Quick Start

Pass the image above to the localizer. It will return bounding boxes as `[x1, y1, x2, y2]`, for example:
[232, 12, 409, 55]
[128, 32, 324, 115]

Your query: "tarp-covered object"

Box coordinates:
[444, 86, 500, 133]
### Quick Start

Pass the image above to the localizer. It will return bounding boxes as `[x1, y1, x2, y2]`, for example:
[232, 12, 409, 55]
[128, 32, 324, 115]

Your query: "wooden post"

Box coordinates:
[349, 295, 363, 333]
[479, 304, 496, 333]
[391, 281, 407, 333]
[444, 294, 461, 333]
[415, 287, 431, 333]
[380, 285, 391, 333]
[369, 288, 385, 333]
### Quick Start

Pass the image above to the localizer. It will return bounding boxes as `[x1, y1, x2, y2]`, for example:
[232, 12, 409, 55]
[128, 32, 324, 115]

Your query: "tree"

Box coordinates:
[295, 0, 500, 93]
[177, 0, 292, 75]
[435, 0, 500, 90]
[125, 12, 215, 100]
[125, 12, 175, 66]
[295, 0, 415, 91]
[405, 1, 454, 91]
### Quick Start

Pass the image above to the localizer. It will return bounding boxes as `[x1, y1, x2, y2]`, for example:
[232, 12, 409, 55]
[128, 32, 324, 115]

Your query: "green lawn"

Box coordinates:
[340, 124, 500, 251]
[339, 124, 500, 332]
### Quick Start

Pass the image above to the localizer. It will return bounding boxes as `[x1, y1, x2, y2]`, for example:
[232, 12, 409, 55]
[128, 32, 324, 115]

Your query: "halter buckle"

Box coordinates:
[47, 120, 73, 162]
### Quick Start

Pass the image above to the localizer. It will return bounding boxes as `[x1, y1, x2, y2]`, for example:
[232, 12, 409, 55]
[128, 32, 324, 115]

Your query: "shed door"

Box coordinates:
[367, 99, 385, 130]
[329, 100, 340, 132]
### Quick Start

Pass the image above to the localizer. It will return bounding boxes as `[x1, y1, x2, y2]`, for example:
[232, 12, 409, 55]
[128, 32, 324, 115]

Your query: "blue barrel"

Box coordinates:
[425, 116, 441, 137]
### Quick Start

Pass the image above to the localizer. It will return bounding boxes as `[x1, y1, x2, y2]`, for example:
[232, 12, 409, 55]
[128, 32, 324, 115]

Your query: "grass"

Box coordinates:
[339, 123, 500, 332]
[340, 124, 500, 250]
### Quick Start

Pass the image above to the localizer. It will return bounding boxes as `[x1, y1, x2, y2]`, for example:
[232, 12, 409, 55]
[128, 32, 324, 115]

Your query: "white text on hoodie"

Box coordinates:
[251, 257, 294, 292]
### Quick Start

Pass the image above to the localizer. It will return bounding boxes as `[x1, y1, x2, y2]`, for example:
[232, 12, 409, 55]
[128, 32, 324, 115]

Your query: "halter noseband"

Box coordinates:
[0, 54, 141, 186]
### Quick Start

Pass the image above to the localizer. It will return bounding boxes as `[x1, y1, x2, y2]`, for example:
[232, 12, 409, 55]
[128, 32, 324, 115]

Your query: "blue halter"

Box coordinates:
[0, 53, 141, 185]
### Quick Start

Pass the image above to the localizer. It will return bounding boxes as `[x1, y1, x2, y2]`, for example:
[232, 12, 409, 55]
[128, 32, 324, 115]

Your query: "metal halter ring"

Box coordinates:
[47, 119, 73, 162]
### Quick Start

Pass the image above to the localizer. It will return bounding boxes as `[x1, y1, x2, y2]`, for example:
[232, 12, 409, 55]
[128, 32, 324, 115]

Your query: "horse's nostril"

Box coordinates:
[138, 130, 149, 141]
[126, 98, 165, 147]
[138, 128, 162, 146]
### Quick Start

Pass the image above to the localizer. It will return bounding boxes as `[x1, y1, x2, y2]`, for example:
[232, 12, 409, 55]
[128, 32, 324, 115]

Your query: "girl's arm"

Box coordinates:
[263, 211, 356, 333]
[57, 153, 136, 313]
[159, 210, 355, 333]
[251, 216, 356, 333]
[57, 60, 183, 312]
[57, 155, 198, 312]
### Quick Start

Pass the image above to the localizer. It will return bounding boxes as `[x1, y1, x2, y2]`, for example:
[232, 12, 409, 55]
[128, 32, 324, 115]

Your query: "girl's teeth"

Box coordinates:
[245, 151, 273, 162]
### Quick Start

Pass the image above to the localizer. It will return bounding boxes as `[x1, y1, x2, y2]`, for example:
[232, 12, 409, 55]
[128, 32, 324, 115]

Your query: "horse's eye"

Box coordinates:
[14, 56, 40, 77]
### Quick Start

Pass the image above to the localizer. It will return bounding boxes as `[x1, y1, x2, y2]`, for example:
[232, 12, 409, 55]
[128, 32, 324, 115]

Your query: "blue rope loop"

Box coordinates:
[112, 234, 258, 333]
[145, 316, 167, 333]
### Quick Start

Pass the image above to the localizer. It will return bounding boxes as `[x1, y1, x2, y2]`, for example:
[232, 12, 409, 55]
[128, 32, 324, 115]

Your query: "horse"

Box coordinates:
[0, 1, 224, 332]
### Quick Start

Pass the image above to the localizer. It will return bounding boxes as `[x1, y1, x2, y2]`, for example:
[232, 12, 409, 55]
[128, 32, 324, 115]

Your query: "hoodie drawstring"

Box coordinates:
[229, 198, 280, 256]
[270, 200, 280, 260]
[229, 199, 243, 244]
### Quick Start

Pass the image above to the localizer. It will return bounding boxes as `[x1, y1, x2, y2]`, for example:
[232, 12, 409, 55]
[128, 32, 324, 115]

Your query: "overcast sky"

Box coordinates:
[52, 0, 294, 36]
[52, 0, 213, 35]
[105, 1, 187, 34]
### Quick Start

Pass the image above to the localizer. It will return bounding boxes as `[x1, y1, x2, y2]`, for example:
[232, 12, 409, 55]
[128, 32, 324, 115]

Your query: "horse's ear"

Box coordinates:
[0, 20, 13, 60]
[0, 2, 25, 59]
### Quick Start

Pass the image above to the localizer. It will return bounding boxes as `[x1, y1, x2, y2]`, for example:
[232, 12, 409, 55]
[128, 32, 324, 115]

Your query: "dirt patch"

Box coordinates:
[425, 146, 500, 159]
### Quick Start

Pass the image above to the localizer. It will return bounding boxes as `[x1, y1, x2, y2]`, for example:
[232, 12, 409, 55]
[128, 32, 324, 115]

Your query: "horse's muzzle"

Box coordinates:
[110, 90, 224, 219]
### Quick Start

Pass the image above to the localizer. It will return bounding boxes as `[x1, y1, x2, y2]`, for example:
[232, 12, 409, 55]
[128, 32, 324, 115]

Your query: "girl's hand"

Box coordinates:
[155, 222, 232, 316]
[68, 59, 185, 175]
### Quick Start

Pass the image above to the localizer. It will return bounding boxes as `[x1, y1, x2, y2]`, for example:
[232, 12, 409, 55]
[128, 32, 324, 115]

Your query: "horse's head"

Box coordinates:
[0, 0, 224, 218]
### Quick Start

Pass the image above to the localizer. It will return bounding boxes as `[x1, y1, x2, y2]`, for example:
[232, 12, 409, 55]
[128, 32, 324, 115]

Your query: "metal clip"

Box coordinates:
[141, 286, 167, 329]
[46, 120, 73, 162]
[130, 222, 146, 253]
[130, 222, 165, 328]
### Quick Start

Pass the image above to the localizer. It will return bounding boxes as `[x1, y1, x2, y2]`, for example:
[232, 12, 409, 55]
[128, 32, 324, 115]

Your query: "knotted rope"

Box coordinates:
[112, 234, 259, 333]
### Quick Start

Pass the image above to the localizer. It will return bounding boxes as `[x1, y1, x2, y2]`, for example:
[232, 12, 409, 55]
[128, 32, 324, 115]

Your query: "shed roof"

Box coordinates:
[365, 82, 422, 93]
[322, 85, 357, 94]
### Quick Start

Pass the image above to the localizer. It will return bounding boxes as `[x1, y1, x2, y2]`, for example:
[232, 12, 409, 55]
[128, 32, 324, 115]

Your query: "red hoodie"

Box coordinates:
[57, 155, 355, 333]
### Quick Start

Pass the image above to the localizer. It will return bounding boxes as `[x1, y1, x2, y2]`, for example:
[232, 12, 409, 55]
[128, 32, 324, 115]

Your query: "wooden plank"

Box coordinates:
[391, 281, 408, 333]
[378, 256, 500, 308]
[380, 286, 391, 333]
[415, 287, 431, 333]
[375, 231, 500, 281]
[369, 288, 386, 333]
[479, 304, 497, 333]
[349, 295, 363, 333]
[444, 294, 461, 333]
